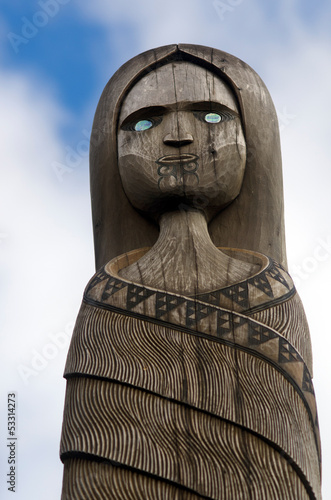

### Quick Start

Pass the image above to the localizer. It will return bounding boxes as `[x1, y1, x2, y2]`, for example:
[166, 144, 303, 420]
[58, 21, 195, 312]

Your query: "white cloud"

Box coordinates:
[0, 67, 94, 499]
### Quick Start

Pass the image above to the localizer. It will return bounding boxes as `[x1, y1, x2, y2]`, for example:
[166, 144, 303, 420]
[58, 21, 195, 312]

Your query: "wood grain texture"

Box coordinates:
[61, 458, 204, 500]
[118, 212, 260, 296]
[62, 302, 320, 496]
[61, 378, 314, 500]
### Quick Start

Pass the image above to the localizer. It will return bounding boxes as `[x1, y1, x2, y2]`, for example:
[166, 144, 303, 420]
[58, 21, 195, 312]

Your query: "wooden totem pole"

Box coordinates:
[60, 45, 321, 499]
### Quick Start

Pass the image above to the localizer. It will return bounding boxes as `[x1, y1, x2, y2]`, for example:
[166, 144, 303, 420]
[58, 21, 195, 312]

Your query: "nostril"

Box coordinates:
[163, 133, 194, 147]
[164, 139, 193, 147]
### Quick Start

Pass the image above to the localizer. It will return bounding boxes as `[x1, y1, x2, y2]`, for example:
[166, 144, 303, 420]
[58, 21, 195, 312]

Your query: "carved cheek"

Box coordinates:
[118, 131, 161, 211]
[119, 127, 168, 164]
[194, 120, 246, 205]
[213, 120, 245, 154]
[199, 121, 245, 169]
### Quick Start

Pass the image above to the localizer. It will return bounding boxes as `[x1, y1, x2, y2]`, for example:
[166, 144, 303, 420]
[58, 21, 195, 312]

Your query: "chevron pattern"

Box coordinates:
[84, 257, 316, 423]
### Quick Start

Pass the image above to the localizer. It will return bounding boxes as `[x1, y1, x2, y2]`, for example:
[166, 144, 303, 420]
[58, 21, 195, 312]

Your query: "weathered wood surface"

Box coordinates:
[62, 381, 312, 499]
[119, 211, 260, 295]
[61, 45, 321, 499]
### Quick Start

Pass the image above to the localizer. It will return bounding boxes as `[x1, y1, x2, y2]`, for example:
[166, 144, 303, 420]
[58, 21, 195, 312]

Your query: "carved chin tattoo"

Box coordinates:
[156, 154, 199, 191]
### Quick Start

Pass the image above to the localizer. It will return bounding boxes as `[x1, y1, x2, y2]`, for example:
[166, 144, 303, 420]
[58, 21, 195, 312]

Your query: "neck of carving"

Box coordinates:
[119, 208, 259, 296]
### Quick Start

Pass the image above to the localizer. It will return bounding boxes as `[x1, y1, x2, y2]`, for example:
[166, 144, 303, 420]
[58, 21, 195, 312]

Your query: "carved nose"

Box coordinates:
[163, 133, 194, 148]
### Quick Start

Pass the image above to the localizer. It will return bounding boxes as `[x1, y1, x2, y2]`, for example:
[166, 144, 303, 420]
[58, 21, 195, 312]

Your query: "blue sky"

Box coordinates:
[2, 0, 329, 123]
[1, 1, 331, 498]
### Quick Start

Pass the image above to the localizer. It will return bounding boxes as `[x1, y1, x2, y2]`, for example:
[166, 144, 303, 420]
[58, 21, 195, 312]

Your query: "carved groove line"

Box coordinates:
[61, 378, 314, 500]
[61, 457, 214, 500]
[250, 292, 312, 373]
[64, 304, 320, 495]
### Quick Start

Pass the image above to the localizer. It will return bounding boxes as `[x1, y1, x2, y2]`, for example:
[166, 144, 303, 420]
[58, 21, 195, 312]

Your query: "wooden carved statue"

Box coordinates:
[60, 45, 321, 499]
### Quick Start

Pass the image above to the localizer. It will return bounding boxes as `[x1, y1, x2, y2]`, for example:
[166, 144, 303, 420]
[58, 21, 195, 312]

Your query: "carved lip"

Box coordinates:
[157, 154, 199, 164]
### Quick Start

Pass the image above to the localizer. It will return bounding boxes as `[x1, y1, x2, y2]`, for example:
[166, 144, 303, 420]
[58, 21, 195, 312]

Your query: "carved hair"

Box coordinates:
[90, 44, 286, 270]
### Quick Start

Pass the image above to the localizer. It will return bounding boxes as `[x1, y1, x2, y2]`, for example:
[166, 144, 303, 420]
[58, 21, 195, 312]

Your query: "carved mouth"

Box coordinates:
[157, 154, 199, 164]
[156, 154, 200, 190]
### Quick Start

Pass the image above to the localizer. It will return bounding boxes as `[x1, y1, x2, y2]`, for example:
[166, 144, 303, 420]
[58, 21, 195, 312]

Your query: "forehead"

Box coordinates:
[120, 62, 238, 118]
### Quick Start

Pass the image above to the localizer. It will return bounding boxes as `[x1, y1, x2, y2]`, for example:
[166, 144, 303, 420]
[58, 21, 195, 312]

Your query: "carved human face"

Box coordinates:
[117, 62, 246, 220]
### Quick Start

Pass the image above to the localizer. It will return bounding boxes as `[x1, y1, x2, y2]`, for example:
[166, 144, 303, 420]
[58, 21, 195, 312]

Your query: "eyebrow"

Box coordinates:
[120, 101, 239, 127]
[120, 106, 167, 127]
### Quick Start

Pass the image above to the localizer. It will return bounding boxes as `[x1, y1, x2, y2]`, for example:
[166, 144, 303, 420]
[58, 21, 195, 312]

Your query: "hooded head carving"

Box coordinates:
[90, 44, 286, 270]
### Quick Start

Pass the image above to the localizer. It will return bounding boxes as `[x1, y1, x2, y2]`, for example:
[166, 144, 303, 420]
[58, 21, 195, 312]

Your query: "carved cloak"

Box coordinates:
[60, 45, 321, 499]
[61, 248, 321, 499]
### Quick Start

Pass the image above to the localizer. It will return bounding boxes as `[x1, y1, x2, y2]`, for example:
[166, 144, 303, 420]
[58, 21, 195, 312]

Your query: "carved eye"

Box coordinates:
[122, 116, 162, 132]
[205, 113, 222, 123]
[134, 120, 153, 131]
[194, 111, 235, 123]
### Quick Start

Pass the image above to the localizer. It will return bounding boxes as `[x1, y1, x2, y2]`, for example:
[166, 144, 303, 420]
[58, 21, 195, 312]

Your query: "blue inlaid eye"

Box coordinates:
[204, 113, 222, 123]
[194, 110, 235, 124]
[134, 120, 153, 131]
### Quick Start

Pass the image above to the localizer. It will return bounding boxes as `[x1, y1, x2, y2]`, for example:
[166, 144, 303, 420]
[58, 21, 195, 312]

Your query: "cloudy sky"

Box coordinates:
[1, 0, 330, 498]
